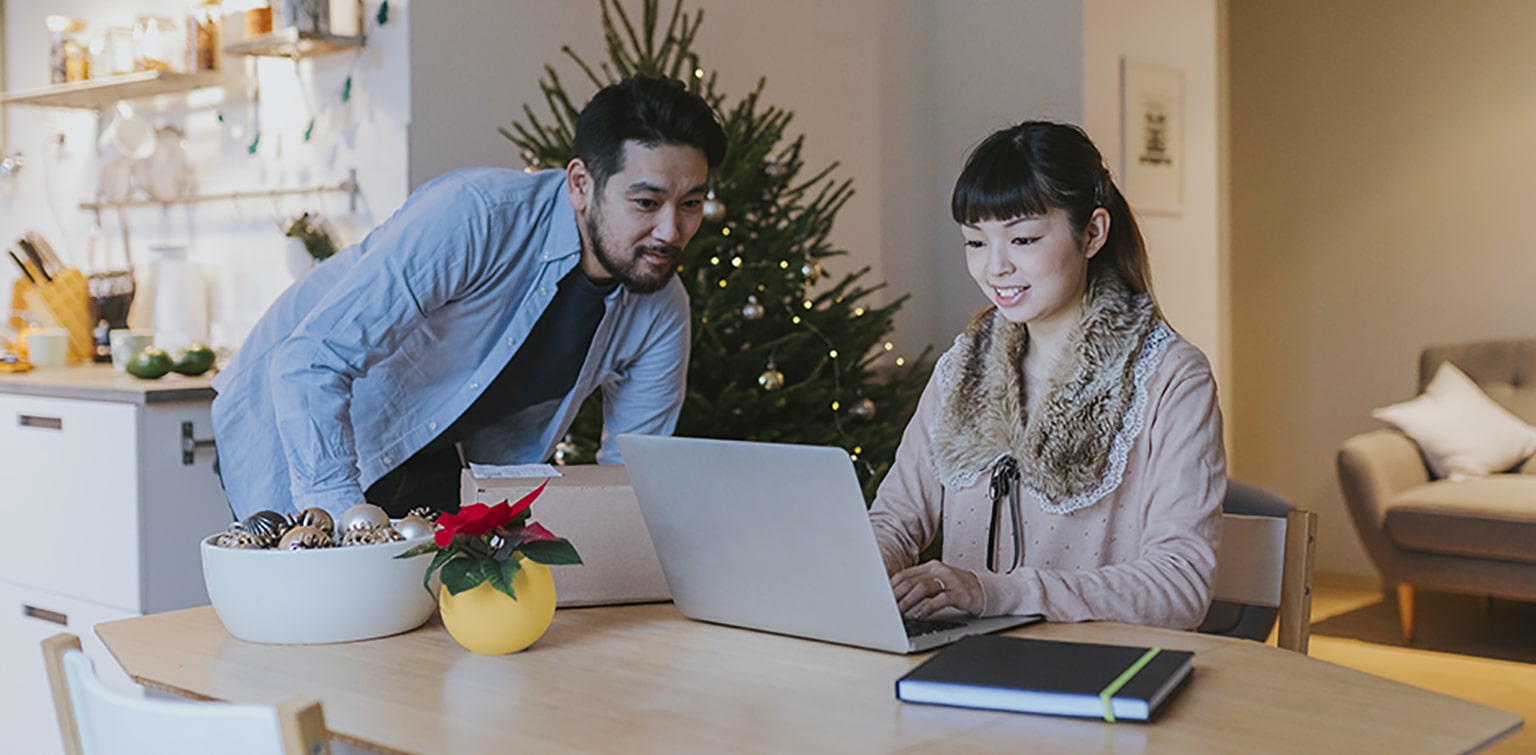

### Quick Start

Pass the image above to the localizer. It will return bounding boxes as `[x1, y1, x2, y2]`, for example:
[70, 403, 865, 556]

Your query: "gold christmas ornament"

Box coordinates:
[742, 295, 765, 321]
[342, 524, 405, 547]
[758, 366, 785, 391]
[214, 529, 265, 550]
[292, 507, 335, 537]
[395, 514, 435, 541]
[278, 525, 333, 550]
[849, 397, 877, 421]
[340, 503, 391, 532]
[405, 507, 439, 523]
[703, 190, 726, 222]
[240, 510, 290, 548]
[801, 261, 823, 284]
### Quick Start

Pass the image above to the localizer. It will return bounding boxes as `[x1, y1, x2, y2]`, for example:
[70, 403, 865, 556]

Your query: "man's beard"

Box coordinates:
[584, 203, 680, 295]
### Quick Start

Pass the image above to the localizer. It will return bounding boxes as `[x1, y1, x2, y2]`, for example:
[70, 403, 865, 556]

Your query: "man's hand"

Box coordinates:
[891, 561, 983, 618]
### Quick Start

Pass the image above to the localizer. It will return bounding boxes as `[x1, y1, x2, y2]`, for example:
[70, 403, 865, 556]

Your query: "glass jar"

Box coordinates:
[46, 16, 90, 84]
[89, 26, 136, 79]
[132, 15, 182, 73]
[186, 0, 222, 72]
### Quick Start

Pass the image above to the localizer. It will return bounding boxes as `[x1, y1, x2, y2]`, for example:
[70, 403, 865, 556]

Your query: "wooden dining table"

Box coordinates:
[96, 603, 1522, 754]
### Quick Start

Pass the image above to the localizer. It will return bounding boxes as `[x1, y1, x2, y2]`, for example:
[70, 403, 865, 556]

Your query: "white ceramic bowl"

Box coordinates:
[201, 530, 437, 644]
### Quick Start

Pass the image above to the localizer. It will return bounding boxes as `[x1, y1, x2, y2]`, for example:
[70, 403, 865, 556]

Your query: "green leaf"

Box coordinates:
[341, 76, 352, 103]
[303, 119, 316, 142]
[490, 558, 522, 601]
[376, 0, 389, 26]
[418, 546, 455, 596]
[519, 538, 582, 565]
[440, 556, 490, 596]
[395, 541, 437, 559]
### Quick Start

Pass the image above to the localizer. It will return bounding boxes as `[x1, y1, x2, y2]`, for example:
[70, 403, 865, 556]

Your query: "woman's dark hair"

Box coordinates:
[572, 76, 727, 192]
[951, 121, 1154, 304]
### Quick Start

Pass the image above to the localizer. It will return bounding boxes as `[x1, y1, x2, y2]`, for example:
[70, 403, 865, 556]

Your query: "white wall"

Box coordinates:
[0, 0, 410, 352]
[1082, 0, 1224, 394]
[1229, 0, 1536, 580]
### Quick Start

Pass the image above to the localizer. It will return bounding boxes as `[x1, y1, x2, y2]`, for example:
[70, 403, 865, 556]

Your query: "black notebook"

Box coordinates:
[895, 634, 1195, 722]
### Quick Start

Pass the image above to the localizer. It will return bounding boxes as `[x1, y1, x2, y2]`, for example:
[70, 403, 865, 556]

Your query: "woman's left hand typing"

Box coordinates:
[892, 561, 983, 618]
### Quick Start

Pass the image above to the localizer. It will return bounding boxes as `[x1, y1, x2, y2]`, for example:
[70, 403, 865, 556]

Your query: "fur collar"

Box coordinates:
[930, 275, 1162, 508]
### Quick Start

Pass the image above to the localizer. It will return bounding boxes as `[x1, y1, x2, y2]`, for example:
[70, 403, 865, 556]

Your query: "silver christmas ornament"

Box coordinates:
[758, 366, 785, 391]
[553, 438, 578, 466]
[703, 190, 726, 222]
[849, 398, 877, 421]
[395, 514, 435, 541]
[215, 529, 265, 549]
[742, 295, 765, 321]
[341, 503, 391, 532]
[278, 525, 333, 550]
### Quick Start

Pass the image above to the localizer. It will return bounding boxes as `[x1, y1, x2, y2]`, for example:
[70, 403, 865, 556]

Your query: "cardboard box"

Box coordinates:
[460, 465, 671, 607]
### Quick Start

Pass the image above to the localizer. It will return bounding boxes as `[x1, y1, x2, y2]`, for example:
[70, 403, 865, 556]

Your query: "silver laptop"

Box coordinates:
[616, 434, 1041, 653]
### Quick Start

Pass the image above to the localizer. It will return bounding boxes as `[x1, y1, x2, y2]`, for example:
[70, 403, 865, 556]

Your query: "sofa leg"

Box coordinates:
[1396, 583, 1415, 644]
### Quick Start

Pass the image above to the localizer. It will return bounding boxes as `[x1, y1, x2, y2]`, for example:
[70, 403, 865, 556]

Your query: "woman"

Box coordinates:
[870, 121, 1225, 630]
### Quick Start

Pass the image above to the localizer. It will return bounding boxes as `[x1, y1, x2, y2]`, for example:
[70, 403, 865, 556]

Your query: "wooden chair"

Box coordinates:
[41, 633, 330, 755]
[1209, 508, 1319, 654]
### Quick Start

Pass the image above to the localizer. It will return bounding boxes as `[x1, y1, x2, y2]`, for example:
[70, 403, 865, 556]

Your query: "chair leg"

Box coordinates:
[1396, 583, 1415, 644]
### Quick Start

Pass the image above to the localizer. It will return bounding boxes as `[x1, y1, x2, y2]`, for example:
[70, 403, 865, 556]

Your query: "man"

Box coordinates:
[212, 76, 726, 520]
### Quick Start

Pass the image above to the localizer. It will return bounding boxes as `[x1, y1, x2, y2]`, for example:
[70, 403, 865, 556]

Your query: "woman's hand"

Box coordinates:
[892, 562, 983, 618]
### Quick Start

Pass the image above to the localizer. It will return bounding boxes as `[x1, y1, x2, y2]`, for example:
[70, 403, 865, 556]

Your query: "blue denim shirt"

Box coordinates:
[211, 168, 690, 519]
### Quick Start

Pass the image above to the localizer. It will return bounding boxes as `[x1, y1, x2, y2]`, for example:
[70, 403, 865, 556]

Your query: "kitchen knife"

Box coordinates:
[16, 236, 52, 282]
[7, 249, 38, 284]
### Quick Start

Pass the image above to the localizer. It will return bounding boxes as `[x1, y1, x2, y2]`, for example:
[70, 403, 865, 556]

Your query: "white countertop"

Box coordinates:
[0, 363, 217, 404]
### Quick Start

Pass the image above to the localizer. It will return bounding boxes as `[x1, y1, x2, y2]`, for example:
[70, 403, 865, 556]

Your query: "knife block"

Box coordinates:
[10, 268, 94, 363]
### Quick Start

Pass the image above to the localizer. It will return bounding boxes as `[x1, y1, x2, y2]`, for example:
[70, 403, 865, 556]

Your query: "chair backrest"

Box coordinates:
[1420, 338, 1536, 424]
[41, 633, 330, 755]
[1211, 509, 1318, 654]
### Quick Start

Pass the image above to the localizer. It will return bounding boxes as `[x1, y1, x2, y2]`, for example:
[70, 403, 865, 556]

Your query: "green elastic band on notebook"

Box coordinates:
[1099, 647, 1162, 723]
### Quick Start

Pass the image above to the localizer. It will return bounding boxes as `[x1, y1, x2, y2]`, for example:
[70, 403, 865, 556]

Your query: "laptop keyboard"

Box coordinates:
[903, 616, 965, 638]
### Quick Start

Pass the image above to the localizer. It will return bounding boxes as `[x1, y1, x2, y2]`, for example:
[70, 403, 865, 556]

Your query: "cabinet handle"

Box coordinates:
[18, 414, 63, 430]
[23, 604, 68, 626]
[182, 421, 217, 466]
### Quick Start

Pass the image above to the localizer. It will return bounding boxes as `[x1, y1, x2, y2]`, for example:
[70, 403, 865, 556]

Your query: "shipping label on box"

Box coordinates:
[460, 464, 671, 607]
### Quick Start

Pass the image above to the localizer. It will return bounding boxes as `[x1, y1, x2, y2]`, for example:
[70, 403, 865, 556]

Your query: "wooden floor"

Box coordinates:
[1304, 580, 1536, 753]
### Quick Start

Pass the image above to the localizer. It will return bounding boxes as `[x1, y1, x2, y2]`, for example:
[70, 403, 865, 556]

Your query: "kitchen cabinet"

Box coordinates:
[0, 369, 232, 755]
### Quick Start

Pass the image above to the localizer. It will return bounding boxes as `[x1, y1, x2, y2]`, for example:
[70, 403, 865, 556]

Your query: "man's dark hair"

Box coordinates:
[572, 76, 727, 192]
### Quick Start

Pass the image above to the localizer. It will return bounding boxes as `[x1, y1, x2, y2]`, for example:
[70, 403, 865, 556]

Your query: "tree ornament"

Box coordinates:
[553, 436, 578, 465]
[801, 261, 823, 285]
[703, 189, 726, 222]
[395, 514, 435, 541]
[849, 398, 877, 421]
[742, 295, 765, 321]
[239, 510, 291, 548]
[758, 364, 785, 391]
[278, 525, 333, 550]
[765, 155, 783, 177]
[342, 524, 406, 547]
[341, 503, 391, 532]
[292, 507, 335, 538]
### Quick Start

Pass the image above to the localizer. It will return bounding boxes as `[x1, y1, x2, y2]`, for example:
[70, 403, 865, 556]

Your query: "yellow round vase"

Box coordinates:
[438, 557, 556, 655]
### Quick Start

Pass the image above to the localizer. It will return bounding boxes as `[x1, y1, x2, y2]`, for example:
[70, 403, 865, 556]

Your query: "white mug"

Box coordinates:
[109, 329, 155, 372]
[27, 328, 70, 369]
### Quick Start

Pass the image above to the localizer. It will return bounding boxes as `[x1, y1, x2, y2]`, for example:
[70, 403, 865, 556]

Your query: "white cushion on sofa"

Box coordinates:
[1372, 361, 1536, 480]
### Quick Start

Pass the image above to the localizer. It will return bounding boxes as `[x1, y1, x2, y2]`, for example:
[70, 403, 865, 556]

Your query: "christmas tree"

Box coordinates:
[502, 0, 931, 498]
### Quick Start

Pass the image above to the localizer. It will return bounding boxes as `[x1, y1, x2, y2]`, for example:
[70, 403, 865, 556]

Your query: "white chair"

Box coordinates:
[1210, 509, 1319, 654]
[41, 633, 330, 755]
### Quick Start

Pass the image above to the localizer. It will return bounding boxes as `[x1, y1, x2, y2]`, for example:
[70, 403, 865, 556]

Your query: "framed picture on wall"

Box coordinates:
[1120, 60, 1183, 216]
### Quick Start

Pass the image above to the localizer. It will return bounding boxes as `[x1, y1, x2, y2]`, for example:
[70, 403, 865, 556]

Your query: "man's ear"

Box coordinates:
[567, 158, 593, 214]
[1082, 207, 1111, 260]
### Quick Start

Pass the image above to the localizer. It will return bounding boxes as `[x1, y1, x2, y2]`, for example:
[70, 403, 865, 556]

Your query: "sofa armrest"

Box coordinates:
[1337, 429, 1430, 581]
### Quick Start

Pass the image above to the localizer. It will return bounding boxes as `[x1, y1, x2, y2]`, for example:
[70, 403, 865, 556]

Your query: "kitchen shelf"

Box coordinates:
[224, 28, 365, 59]
[0, 71, 239, 110]
[79, 169, 360, 216]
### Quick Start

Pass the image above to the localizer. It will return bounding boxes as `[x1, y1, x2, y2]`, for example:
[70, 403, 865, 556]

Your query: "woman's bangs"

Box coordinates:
[951, 152, 1050, 225]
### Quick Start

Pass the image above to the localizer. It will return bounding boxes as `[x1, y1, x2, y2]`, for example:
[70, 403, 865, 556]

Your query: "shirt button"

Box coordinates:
[428, 421, 437, 431]
[383, 455, 394, 465]
[470, 382, 480, 390]
[507, 338, 516, 346]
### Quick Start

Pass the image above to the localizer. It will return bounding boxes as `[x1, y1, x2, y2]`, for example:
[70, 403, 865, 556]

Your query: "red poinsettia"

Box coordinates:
[398, 480, 582, 600]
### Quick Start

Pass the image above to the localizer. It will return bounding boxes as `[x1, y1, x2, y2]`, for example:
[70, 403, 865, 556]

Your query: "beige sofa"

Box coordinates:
[1337, 338, 1536, 642]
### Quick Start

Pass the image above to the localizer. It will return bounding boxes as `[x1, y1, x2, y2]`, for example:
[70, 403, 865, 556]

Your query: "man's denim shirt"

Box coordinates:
[212, 168, 690, 519]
